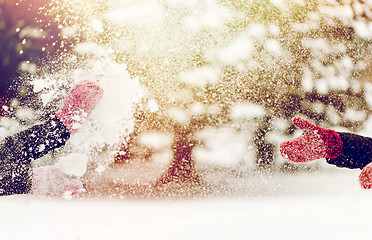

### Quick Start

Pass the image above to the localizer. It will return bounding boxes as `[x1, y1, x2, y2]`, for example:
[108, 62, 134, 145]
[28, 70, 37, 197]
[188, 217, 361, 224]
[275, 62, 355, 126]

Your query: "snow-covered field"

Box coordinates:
[1, 168, 371, 240]
[2, 1, 372, 239]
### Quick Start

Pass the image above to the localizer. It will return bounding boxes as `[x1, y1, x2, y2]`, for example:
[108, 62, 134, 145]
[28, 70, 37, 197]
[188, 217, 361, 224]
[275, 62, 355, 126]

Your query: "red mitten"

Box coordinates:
[279, 117, 343, 163]
[359, 162, 372, 189]
[55, 81, 103, 134]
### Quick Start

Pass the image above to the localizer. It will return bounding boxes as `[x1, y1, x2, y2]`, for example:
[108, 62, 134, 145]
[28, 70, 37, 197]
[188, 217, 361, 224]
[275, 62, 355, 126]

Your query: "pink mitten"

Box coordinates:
[55, 81, 103, 134]
[359, 163, 372, 189]
[31, 166, 84, 199]
[279, 117, 343, 163]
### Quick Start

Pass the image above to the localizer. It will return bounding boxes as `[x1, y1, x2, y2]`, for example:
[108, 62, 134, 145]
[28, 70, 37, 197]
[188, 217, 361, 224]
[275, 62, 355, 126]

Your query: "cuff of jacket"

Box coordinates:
[324, 130, 343, 159]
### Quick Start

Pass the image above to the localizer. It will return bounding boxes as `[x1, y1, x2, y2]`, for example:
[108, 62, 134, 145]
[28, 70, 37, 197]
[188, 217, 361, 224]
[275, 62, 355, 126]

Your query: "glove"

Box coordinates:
[279, 117, 343, 163]
[55, 81, 104, 134]
[359, 162, 372, 189]
[31, 166, 84, 199]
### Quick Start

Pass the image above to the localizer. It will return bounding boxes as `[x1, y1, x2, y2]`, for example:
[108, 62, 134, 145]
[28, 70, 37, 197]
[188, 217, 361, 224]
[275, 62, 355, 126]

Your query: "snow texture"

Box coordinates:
[1, 169, 372, 240]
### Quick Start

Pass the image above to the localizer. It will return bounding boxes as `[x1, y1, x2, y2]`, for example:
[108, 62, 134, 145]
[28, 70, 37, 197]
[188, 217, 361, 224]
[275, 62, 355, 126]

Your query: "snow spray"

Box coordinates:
[30, 53, 143, 177]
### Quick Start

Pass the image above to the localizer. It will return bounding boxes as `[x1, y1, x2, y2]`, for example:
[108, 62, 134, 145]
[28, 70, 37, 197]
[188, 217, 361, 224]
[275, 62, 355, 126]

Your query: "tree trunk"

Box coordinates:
[254, 116, 274, 170]
[155, 125, 200, 186]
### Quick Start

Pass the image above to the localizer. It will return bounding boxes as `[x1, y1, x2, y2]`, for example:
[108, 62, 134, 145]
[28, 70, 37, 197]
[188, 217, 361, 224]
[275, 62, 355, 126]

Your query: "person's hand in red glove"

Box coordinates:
[279, 117, 343, 163]
[280, 117, 372, 190]
[359, 163, 372, 189]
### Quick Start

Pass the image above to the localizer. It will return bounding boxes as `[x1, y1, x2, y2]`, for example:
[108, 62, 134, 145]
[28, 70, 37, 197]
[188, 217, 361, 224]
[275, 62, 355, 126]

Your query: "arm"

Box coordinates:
[0, 117, 70, 166]
[0, 117, 70, 196]
[0, 80, 103, 196]
[326, 132, 372, 170]
[280, 117, 372, 189]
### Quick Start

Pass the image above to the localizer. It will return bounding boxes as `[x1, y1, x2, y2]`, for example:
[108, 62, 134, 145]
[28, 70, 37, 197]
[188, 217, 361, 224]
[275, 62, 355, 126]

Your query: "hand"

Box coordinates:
[279, 117, 343, 163]
[55, 81, 104, 134]
[31, 166, 84, 199]
[359, 162, 372, 189]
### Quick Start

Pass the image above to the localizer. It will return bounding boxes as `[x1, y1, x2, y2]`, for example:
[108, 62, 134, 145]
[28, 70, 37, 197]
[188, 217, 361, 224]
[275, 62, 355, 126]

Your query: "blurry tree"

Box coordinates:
[109, 0, 372, 186]
[15, 0, 371, 191]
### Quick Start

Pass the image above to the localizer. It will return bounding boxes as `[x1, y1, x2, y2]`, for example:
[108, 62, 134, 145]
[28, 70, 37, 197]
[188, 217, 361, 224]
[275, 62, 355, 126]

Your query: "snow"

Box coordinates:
[1, 169, 372, 240]
[30, 55, 142, 174]
[16, 107, 36, 121]
[265, 39, 282, 56]
[365, 82, 372, 107]
[106, 2, 163, 26]
[194, 127, 251, 167]
[147, 99, 159, 113]
[183, 0, 231, 30]
[2, 1, 372, 238]
[353, 20, 372, 39]
[230, 103, 265, 120]
[216, 33, 254, 65]
[180, 67, 219, 88]
[138, 132, 173, 150]
[56, 153, 88, 177]
[302, 67, 314, 92]
[344, 108, 368, 122]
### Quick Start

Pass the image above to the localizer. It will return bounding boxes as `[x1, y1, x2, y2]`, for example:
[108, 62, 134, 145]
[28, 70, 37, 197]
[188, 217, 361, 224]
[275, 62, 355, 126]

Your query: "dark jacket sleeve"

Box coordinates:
[326, 132, 372, 169]
[0, 117, 70, 196]
[0, 117, 70, 165]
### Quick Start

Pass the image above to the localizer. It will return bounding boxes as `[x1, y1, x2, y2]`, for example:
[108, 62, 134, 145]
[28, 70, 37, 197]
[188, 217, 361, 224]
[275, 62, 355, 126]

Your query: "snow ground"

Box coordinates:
[1, 169, 372, 240]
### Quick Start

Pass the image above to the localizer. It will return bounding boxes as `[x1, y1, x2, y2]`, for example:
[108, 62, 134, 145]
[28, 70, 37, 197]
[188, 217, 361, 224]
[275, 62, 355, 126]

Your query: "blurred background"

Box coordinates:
[1, 0, 372, 197]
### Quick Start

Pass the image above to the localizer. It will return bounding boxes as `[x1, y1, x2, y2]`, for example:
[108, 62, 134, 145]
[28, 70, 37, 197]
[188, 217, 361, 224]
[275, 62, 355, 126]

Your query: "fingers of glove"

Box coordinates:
[280, 132, 326, 163]
[359, 163, 372, 190]
[292, 117, 319, 132]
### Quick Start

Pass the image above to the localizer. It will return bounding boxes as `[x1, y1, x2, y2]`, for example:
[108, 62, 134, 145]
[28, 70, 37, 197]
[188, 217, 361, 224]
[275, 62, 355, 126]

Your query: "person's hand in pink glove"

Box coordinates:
[279, 117, 343, 163]
[31, 166, 84, 199]
[55, 81, 104, 134]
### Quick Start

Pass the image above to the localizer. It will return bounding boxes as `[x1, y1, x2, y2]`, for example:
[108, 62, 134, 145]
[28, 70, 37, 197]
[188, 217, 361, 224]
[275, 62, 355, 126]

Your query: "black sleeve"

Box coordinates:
[0, 163, 32, 196]
[0, 117, 70, 196]
[0, 117, 70, 165]
[326, 132, 372, 169]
